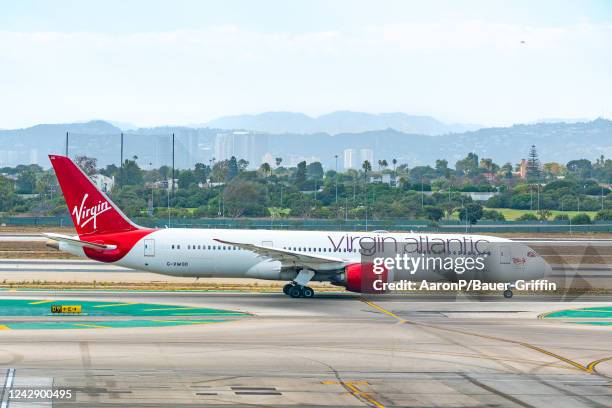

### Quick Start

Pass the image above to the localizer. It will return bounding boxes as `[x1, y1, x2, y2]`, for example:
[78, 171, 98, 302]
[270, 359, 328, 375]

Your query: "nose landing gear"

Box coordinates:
[503, 282, 516, 299]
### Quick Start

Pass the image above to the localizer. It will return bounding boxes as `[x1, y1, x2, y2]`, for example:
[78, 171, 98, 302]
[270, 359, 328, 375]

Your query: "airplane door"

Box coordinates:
[499, 245, 510, 264]
[144, 239, 155, 257]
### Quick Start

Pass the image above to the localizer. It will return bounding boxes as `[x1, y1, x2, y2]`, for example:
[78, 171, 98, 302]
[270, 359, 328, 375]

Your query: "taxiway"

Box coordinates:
[0, 291, 609, 407]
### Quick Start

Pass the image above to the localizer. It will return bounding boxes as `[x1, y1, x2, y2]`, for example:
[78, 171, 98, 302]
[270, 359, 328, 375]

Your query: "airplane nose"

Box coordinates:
[544, 259, 553, 277]
[528, 256, 551, 279]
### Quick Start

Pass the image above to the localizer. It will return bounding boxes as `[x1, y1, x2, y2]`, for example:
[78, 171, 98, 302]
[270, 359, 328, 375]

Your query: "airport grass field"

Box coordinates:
[485, 208, 598, 221]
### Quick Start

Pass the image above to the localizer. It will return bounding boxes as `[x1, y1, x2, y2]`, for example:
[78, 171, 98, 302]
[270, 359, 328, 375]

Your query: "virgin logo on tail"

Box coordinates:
[72, 194, 111, 230]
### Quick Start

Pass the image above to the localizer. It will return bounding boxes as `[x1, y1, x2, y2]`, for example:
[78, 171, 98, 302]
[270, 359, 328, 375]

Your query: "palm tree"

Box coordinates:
[362, 160, 372, 182]
[381, 159, 388, 169]
[259, 162, 271, 177]
[392, 158, 397, 172]
[275, 157, 283, 167]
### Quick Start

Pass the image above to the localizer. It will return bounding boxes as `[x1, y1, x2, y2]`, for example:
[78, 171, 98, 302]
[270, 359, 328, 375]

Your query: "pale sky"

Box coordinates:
[1, 0, 611, 128]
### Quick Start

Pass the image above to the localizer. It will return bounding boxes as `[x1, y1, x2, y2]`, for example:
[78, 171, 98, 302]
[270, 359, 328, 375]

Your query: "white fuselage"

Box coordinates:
[60, 229, 550, 284]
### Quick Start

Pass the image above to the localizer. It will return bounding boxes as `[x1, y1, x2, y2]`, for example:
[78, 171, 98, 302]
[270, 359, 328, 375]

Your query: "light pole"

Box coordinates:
[167, 187, 170, 227]
[461, 197, 468, 233]
[447, 185, 451, 220]
[421, 177, 424, 210]
[345, 196, 348, 221]
[363, 165, 368, 231]
[334, 155, 338, 216]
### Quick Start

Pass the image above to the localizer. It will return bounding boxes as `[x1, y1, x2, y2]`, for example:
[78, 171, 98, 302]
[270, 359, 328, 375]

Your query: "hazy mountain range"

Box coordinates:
[1, 117, 611, 169]
[201, 111, 482, 136]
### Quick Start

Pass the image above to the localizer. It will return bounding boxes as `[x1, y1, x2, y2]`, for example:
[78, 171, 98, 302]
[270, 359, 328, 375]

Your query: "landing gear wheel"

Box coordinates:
[503, 289, 513, 299]
[289, 285, 303, 298]
[302, 286, 315, 298]
[283, 283, 293, 295]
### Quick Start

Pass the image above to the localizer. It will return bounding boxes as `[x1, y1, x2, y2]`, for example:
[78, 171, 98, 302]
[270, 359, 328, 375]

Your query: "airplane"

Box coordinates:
[44, 154, 552, 299]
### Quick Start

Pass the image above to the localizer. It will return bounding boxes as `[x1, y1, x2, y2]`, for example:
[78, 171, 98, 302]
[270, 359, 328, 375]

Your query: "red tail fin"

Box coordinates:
[49, 155, 140, 237]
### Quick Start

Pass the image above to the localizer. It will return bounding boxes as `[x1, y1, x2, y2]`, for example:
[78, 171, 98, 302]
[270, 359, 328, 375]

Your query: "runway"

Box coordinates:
[0, 291, 610, 407]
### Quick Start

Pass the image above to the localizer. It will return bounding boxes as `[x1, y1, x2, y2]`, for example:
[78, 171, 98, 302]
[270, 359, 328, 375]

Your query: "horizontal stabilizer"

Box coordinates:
[43, 233, 117, 250]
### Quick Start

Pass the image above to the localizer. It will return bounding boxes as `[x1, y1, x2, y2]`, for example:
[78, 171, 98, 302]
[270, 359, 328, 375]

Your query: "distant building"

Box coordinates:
[146, 179, 178, 191]
[343, 148, 374, 170]
[482, 172, 497, 183]
[462, 191, 499, 201]
[369, 173, 397, 186]
[512, 159, 528, 180]
[287, 155, 320, 167]
[91, 174, 114, 192]
[359, 148, 374, 166]
[0, 150, 18, 167]
[29, 149, 39, 165]
[261, 153, 275, 167]
[214, 131, 269, 168]
[343, 149, 356, 169]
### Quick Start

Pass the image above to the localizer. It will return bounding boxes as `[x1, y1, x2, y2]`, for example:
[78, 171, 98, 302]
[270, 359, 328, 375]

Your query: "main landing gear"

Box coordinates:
[283, 269, 316, 299]
[283, 283, 315, 298]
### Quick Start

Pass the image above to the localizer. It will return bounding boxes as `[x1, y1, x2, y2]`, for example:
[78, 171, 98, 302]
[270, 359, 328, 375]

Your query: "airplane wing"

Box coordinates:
[43, 233, 118, 250]
[213, 238, 347, 268]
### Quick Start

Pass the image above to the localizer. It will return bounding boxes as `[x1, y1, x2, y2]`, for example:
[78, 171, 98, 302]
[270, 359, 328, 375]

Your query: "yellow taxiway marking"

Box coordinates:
[359, 297, 406, 323]
[322, 380, 384, 408]
[587, 356, 612, 373]
[143, 307, 201, 311]
[29, 300, 54, 305]
[73, 323, 108, 329]
[92, 303, 135, 308]
[359, 298, 612, 381]
[0, 325, 10, 330]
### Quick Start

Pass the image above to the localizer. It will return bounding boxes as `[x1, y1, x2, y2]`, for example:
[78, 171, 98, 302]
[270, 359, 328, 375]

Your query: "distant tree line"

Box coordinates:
[2, 147, 612, 225]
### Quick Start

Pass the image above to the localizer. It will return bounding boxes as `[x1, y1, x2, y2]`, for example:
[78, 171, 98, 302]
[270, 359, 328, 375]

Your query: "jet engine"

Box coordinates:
[342, 262, 389, 293]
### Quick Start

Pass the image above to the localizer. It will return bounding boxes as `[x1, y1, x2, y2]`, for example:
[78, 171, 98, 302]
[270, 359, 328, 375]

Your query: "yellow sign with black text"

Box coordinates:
[51, 305, 82, 314]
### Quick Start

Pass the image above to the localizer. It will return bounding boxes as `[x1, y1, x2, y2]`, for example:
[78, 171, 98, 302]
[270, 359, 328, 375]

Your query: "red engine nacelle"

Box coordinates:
[344, 262, 388, 293]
